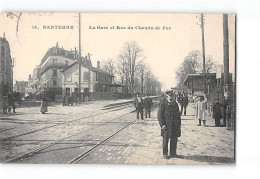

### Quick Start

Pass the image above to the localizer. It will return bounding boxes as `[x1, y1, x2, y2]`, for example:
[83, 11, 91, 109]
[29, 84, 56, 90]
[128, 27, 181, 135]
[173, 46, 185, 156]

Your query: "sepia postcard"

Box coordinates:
[0, 12, 236, 165]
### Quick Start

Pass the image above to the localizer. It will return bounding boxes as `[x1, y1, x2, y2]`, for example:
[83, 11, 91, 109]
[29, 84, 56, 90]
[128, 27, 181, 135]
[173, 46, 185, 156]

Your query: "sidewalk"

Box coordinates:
[99, 103, 235, 165]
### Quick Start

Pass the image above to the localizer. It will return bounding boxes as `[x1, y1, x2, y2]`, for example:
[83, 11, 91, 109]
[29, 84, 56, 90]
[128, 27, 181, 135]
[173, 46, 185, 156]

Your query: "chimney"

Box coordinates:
[97, 61, 100, 69]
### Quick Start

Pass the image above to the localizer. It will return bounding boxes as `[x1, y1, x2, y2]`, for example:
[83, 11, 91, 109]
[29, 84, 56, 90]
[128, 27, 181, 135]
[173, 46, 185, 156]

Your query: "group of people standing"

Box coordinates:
[133, 93, 153, 120]
[62, 94, 73, 106]
[133, 90, 187, 159]
[194, 93, 232, 128]
[1, 93, 16, 114]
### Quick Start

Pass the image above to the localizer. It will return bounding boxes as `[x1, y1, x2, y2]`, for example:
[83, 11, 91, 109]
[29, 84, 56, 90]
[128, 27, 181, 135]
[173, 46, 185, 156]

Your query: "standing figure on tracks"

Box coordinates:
[181, 93, 189, 116]
[40, 93, 48, 114]
[134, 92, 144, 120]
[144, 94, 153, 118]
[157, 90, 181, 159]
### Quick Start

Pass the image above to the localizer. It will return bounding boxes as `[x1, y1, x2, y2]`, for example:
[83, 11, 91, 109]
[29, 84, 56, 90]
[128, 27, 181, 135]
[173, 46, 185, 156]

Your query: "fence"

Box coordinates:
[55, 92, 132, 103]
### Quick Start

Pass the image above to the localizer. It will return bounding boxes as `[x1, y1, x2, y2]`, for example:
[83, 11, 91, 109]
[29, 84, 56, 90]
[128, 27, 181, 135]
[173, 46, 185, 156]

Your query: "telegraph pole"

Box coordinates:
[78, 13, 82, 103]
[197, 13, 206, 94]
[223, 14, 229, 87]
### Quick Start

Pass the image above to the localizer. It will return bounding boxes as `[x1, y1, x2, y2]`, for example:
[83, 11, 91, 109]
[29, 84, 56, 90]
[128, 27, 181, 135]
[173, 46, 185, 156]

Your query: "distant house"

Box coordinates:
[61, 60, 119, 95]
[13, 81, 28, 98]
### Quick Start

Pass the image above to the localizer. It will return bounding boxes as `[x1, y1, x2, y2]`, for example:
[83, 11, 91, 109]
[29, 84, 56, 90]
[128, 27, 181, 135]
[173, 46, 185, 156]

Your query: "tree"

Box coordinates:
[102, 58, 115, 75]
[205, 55, 217, 73]
[114, 41, 162, 96]
[118, 41, 144, 94]
[175, 50, 217, 88]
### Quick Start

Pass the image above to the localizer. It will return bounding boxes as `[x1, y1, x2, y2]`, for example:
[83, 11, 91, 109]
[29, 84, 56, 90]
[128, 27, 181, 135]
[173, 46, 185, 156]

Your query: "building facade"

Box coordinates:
[37, 43, 76, 100]
[61, 60, 116, 94]
[0, 34, 13, 109]
[13, 81, 28, 98]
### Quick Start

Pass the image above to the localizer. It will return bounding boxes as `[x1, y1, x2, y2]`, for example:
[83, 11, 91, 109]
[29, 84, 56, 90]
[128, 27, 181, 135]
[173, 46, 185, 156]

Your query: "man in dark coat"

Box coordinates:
[143, 94, 153, 118]
[158, 90, 181, 159]
[134, 93, 144, 120]
[213, 99, 224, 127]
[177, 92, 182, 104]
[181, 93, 189, 116]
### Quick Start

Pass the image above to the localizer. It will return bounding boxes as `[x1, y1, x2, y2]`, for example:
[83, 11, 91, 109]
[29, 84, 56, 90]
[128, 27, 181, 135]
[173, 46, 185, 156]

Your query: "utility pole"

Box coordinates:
[197, 13, 206, 94]
[223, 14, 232, 130]
[223, 14, 229, 88]
[78, 13, 82, 103]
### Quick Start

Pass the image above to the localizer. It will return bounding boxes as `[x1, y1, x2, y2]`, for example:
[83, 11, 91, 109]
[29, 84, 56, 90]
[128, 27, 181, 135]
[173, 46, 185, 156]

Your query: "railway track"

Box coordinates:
[0, 101, 135, 141]
[69, 102, 159, 164]
[3, 98, 159, 164]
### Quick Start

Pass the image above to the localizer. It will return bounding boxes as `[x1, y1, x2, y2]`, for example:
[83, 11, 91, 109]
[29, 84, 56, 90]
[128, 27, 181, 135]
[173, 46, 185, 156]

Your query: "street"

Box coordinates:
[0, 100, 234, 164]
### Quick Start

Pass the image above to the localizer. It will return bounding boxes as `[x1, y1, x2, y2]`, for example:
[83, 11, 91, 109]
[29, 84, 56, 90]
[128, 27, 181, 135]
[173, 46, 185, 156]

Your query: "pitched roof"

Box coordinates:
[61, 61, 114, 76]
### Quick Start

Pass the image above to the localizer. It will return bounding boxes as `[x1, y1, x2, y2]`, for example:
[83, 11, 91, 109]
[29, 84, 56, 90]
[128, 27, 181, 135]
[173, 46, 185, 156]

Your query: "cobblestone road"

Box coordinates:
[0, 100, 234, 164]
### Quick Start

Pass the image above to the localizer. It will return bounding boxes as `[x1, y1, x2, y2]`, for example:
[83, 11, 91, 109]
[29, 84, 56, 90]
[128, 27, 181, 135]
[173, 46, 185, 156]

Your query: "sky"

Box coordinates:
[0, 13, 235, 90]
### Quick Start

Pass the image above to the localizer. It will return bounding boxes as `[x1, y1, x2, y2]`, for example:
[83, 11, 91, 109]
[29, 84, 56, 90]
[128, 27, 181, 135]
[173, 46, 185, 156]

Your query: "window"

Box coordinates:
[96, 73, 99, 81]
[83, 71, 90, 81]
[84, 88, 89, 92]
[1, 60, 5, 72]
[53, 58, 57, 65]
[74, 88, 79, 93]
[53, 69, 57, 76]
[1, 46, 5, 58]
[53, 79, 57, 85]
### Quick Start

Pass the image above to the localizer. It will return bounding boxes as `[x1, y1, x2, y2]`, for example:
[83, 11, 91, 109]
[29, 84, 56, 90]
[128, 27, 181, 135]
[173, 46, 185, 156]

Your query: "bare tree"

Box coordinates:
[118, 41, 144, 94]
[175, 50, 217, 88]
[102, 58, 115, 75]
[117, 54, 130, 86]
[205, 55, 217, 73]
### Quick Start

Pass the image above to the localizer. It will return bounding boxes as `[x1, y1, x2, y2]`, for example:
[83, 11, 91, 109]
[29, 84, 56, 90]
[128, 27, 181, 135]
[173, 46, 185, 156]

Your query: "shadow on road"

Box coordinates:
[178, 155, 234, 164]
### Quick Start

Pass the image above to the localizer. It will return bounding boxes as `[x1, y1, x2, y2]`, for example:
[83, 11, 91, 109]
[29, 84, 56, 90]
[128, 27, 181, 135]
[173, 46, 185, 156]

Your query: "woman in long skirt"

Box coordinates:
[40, 94, 48, 114]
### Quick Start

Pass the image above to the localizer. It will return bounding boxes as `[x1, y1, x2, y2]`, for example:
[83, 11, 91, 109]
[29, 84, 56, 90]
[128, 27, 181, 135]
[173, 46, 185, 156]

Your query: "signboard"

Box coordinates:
[216, 64, 223, 79]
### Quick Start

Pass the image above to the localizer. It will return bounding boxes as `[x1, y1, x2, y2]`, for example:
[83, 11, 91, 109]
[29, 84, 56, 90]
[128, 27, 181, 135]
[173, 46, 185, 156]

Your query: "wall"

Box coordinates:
[62, 64, 95, 93]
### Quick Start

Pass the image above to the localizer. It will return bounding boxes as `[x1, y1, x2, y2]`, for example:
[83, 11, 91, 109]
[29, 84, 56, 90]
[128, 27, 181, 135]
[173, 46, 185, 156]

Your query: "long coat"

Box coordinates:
[182, 95, 189, 107]
[157, 98, 181, 137]
[195, 98, 207, 120]
[40, 97, 48, 113]
[213, 102, 224, 119]
[144, 97, 153, 108]
[134, 97, 144, 109]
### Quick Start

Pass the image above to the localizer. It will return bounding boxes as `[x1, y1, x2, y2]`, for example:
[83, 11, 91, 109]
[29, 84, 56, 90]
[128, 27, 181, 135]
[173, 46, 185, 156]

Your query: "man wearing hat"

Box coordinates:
[134, 92, 144, 120]
[144, 94, 153, 118]
[157, 90, 181, 159]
